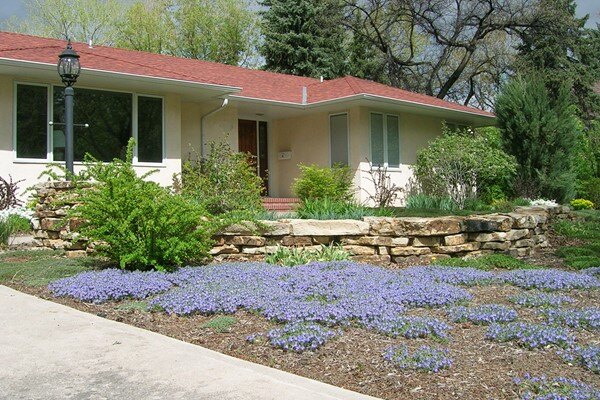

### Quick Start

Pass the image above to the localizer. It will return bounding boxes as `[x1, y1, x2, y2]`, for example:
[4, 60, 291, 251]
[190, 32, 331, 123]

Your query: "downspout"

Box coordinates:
[200, 98, 229, 158]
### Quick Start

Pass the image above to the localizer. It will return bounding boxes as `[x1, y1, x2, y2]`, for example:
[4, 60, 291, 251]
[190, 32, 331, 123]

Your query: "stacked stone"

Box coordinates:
[211, 206, 565, 264]
[32, 181, 88, 257]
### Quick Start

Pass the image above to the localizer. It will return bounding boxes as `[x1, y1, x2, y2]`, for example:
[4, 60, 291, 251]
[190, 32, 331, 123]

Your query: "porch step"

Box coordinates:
[262, 197, 300, 212]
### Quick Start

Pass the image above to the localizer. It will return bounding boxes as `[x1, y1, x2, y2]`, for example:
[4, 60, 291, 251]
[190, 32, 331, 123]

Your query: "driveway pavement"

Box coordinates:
[0, 285, 378, 400]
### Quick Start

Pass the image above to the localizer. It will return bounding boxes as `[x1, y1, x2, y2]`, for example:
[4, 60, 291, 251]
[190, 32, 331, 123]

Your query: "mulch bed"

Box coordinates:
[5, 229, 600, 400]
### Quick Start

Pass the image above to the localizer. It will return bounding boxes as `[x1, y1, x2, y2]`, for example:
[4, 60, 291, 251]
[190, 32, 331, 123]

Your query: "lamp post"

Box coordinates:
[57, 39, 80, 178]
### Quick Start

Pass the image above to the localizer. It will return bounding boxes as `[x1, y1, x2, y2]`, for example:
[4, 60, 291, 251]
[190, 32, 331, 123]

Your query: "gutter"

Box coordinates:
[200, 98, 229, 157]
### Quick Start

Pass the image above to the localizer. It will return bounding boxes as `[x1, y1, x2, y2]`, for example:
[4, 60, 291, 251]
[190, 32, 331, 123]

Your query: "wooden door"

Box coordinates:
[238, 119, 269, 195]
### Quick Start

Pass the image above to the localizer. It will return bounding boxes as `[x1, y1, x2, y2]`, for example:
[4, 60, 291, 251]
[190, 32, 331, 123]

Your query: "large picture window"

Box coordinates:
[370, 113, 400, 168]
[15, 83, 164, 163]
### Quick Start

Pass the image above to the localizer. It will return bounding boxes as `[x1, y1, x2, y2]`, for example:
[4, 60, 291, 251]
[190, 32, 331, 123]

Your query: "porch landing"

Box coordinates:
[262, 197, 300, 212]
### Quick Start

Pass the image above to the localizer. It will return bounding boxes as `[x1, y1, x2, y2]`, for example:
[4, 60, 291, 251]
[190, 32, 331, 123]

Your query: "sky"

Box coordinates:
[0, 0, 598, 28]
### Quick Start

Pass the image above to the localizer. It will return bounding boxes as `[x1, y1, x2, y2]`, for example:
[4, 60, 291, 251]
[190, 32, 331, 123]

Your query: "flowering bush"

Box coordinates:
[362, 315, 450, 339]
[570, 198, 595, 210]
[267, 322, 338, 352]
[447, 304, 518, 325]
[539, 307, 600, 330]
[486, 322, 574, 349]
[514, 374, 600, 399]
[49, 269, 174, 303]
[384, 345, 452, 373]
[509, 292, 575, 308]
[559, 345, 600, 374]
[499, 269, 600, 291]
[149, 262, 473, 323]
[530, 199, 559, 207]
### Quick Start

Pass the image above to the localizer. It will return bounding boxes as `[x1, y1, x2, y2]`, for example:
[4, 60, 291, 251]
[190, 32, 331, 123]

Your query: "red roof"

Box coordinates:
[0, 31, 493, 117]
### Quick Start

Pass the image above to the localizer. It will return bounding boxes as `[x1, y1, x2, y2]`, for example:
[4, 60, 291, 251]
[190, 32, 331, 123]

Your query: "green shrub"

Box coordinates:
[293, 164, 352, 202]
[578, 178, 600, 209]
[0, 214, 31, 246]
[405, 194, 458, 211]
[265, 244, 350, 266]
[175, 141, 264, 215]
[71, 139, 218, 271]
[413, 128, 517, 208]
[570, 198, 595, 210]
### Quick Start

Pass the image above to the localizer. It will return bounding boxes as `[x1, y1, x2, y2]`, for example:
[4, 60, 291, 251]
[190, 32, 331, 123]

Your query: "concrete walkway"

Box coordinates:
[0, 286, 378, 400]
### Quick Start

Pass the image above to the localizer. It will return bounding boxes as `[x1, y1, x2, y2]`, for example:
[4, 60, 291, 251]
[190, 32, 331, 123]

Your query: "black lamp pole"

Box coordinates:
[57, 39, 80, 178]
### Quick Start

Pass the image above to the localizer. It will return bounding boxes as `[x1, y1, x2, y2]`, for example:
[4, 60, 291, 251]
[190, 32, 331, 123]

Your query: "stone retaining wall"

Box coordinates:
[32, 182, 572, 263]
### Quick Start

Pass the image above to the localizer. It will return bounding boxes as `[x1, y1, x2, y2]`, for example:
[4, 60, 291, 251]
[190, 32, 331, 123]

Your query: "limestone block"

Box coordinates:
[230, 236, 266, 247]
[508, 247, 531, 257]
[390, 246, 431, 256]
[290, 219, 370, 236]
[351, 255, 391, 264]
[40, 218, 65, 231]
[391, 237, 410, 247]
[514, 239, 534, 248]
[464, 215, 512, 232]
[413, 236, 441, 247]
[260, 220, 291, 236]
[31, 219, 41, 230]
[241, 247, 266, 255]
[481, 241, 510, 250]
[434, 242, 480, 254]
[344, 245, 376, 255]
[220, 222, 258, 236]
[209, 245, 240, 255]
[69, 218, 86, 232]
[65, 250, 87, 258]
[378, 246, 389, 255]
[470, 232, 507, 242]
[506, 229, 530, 241]
[462, 250, 494, 259]
[392, 217, 463, 236]
[508, 213, 537, 229]
[443, 233, 467, 246]
[352, 236, 393, 247]
[282, 236, 313, 246]
[312, 236, 331, 245]
[364, 217, 395, 236]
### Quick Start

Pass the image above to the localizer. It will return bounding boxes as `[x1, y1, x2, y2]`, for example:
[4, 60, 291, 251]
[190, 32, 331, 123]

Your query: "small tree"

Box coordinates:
[363, 160, 402, 208]
[495, 74, 579, 202]
[413, 128, 517, 208]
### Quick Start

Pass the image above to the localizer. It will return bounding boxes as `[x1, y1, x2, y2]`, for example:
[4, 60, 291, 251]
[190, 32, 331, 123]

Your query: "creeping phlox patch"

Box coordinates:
[539, 307, 600, 330]
[486, 322, 574, 349]
[559, 345, 600, 374]
[384, 345, 452, 373]
[362, 315, 451, 339]
[447, 304, 518, 325]
[582, 267, 600, 278]
[48, 269, 174, 303]
[266, 322, 338, 352]
[499, 269, 600, 291]
[401, 266, 497, 286]
[148, 262, 474, 325]
[514, 374, 600, 400]
[509, 292, 575, 308]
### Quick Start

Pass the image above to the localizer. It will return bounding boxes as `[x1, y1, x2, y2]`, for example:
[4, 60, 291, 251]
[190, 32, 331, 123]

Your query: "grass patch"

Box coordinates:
[116, 300, 149, 312]
[0, 249, 105, 286]
[201, 315, 237, 332]
[553, 210, 600, 270]
[436, 254, 539, 270]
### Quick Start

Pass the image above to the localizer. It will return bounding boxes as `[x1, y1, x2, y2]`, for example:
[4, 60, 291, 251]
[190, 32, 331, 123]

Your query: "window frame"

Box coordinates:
[369, 112, 401, 169]
[13, 81, 165, 166]
[328, 112, 349, 167]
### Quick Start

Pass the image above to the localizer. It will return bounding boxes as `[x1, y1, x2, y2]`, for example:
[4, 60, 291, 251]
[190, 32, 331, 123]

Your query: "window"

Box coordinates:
[15, 84, 48, 159]
[330, 113, 348, 166]
[14, 83, 164, 163]
[370, 113, 400, 168]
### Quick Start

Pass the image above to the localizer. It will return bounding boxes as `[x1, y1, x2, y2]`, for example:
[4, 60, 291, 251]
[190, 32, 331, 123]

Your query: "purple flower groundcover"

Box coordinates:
[362, 315, 451, 339]
[384, 345, 452, 373]
[539, 307, 600, 330]
[514, 374, 600, 400]
[509, 292, 575, 308]
[499, 269, 600, 291]
[48, 269, 174, 303]
[559, 345, 600, 374]
[486, 322, 575, 349]
[447, 304, 518, 325]
[266, 322, 339, 352]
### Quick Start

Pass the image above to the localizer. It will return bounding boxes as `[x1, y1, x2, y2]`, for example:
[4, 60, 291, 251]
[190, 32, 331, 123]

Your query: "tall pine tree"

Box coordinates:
[259, 0, 347, 79]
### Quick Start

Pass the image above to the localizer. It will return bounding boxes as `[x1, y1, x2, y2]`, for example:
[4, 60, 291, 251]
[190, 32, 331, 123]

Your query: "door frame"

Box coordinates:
[238, 118, 269, 195]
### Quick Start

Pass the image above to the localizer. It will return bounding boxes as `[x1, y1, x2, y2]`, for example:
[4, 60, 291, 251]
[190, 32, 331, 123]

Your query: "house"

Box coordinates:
[0, 31, 495, 204]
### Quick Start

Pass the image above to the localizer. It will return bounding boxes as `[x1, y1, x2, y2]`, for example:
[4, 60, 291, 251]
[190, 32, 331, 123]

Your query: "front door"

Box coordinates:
[238, 119, 268, 195]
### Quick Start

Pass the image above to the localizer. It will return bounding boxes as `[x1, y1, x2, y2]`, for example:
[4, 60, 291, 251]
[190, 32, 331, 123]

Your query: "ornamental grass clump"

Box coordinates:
[539, 307, 600, 330]
[49, 269, 174, 303]
[384, 345, 452, 373]
[499, 269, 600, 291]
[514, 374, 600, 400]
[267, 322, 338, 352]
[362, 315, 450, 340]
[559, 345, 600, 374]
[486, 322, 574, 349]
[509, 292, 575, 308]
[447, 304, 518, 325]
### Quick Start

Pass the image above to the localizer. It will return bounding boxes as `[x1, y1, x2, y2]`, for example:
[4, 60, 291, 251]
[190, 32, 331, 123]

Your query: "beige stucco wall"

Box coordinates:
[0, 74, 182, 200]
[269, 106, 447, 203]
